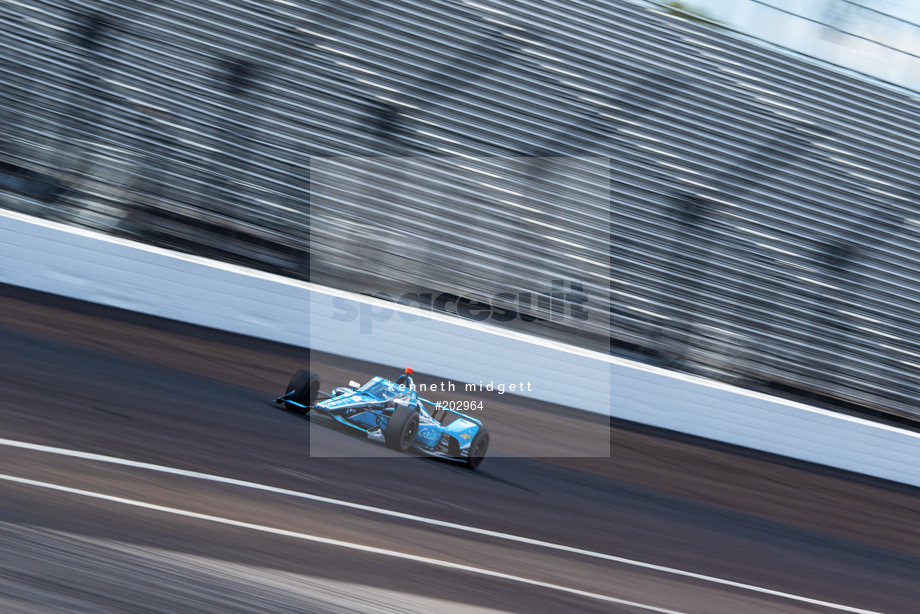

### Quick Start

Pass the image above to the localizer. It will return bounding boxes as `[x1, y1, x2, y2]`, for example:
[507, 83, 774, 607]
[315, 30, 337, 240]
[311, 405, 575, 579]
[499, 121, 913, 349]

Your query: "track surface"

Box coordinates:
[0, 285, 919, 613]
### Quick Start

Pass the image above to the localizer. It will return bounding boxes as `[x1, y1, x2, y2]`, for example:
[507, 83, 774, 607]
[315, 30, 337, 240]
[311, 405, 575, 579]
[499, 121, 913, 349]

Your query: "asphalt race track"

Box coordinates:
[0, 284, 918, 613]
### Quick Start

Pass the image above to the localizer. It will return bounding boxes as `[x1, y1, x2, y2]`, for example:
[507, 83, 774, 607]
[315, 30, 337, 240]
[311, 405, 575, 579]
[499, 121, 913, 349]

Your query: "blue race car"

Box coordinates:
[276, 368, 490, 469]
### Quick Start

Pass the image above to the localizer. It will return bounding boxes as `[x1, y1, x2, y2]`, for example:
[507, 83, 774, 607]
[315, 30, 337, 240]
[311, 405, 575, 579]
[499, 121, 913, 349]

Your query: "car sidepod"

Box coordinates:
[411, 412, 482, 460]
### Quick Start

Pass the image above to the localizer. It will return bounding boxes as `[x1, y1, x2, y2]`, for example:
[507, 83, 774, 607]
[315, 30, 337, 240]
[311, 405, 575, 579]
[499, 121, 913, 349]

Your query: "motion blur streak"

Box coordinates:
[0, 472, 686, 614]
[0, 288, 916, 613]
[0, 435, 889, 614]
[0, 522, 518, 614]
[4, 0, 920, 418]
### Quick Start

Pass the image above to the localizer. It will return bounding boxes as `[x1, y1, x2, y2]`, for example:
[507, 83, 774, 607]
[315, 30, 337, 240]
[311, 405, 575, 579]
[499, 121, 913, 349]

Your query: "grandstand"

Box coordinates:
[1, 0, 919, 419]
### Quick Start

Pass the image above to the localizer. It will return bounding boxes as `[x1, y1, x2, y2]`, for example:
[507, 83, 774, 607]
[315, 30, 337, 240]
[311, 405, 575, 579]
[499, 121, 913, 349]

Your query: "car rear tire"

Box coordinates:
[466, 428, 490, 470]
[284, 369, 320, 414]
[385, 405, 420, 451]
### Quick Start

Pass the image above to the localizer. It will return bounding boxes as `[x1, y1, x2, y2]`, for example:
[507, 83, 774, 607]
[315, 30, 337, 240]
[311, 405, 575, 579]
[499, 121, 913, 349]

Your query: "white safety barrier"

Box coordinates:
[1, 209, 918, 486]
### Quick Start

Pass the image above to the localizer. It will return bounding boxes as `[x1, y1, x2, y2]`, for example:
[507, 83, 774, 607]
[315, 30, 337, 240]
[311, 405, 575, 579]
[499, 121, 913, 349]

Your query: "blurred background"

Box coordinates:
[2, 0, 920, 422]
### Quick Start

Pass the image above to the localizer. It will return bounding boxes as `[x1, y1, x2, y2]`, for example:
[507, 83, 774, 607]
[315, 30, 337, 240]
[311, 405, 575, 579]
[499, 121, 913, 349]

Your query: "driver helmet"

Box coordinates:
[396, 367, 414, 389]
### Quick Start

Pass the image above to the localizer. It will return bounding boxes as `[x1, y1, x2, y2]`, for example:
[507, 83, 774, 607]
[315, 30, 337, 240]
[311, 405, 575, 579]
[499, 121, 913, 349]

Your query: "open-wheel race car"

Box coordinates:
[275, 368, 490, 469]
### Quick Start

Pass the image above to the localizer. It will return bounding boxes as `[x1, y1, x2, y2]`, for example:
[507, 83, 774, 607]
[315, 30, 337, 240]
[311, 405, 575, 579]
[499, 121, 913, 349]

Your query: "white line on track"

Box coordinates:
[0, 472, 684, 614]
[0, 437, 885, 614]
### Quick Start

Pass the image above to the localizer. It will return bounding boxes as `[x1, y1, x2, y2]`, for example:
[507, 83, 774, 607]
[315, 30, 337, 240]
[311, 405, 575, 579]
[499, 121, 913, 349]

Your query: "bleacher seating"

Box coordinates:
[1, 0, 919, 418]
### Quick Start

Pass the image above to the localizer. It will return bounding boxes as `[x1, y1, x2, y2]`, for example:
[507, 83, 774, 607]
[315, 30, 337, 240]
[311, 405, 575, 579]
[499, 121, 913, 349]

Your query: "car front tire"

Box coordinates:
[284, 369, 320, 414]
[385, 405, 420, 451]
